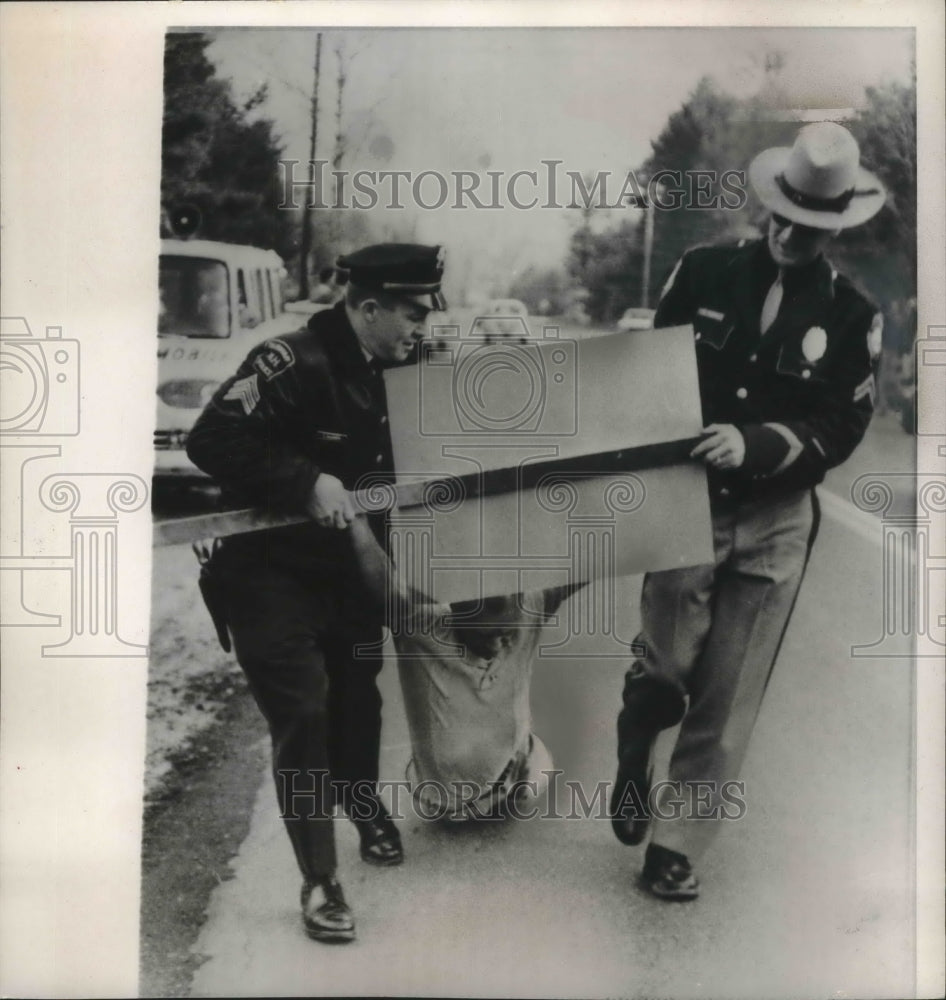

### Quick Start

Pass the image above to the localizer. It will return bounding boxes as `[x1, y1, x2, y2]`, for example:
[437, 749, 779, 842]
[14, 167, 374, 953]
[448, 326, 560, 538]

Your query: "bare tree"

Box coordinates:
[328, 39, 348, 246]
[297, 32, 323, 299]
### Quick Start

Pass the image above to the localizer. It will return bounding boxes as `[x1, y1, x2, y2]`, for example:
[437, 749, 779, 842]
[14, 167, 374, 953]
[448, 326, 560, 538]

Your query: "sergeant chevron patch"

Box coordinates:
[853, 373, 876, 406]
[223, 373, 261, 415]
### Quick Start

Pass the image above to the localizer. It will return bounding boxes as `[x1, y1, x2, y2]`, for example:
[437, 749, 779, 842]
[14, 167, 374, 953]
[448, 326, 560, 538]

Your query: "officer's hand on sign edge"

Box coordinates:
[409, 600, 451, 632]
[691, 424, 746, 470]
[306, 472, 355, 529]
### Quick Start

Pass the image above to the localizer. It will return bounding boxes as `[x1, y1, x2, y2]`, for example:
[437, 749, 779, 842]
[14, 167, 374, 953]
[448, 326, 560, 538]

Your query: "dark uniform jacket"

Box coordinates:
[186, 301, 395, 579]
[654, 238, 880, 502]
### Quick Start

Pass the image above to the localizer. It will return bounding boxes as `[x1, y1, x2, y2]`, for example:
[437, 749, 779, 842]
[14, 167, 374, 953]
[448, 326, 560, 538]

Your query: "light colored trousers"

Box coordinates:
[639, 488, 817, 859]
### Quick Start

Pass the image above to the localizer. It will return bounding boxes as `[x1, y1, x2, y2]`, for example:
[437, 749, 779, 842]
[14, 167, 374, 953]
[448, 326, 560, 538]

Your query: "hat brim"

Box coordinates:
[389, 289, 448, 312]
[351, 282, 447, 311]
[748, 147, 887, 230]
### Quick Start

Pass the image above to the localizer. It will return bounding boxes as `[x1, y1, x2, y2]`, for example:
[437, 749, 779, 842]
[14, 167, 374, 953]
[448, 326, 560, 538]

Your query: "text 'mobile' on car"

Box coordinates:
[154, 239, 305, 480]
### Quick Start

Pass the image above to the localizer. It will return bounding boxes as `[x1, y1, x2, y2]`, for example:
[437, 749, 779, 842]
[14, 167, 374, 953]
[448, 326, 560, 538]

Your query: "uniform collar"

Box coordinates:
[311, 301, 381, 377]
[777, 249, 834, 299]
[731, 240, 835, 345]
[744, 238, 833, 292]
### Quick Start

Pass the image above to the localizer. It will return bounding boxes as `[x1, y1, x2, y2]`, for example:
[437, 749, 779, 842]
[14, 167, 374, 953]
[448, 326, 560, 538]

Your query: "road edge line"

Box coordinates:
[818, 487, 884, 547]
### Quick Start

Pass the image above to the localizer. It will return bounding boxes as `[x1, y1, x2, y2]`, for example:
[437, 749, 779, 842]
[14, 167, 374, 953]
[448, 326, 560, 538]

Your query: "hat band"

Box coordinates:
[382, 281, 442, 292]
[776, 172, 861, 213]
[381, 283, 447, 310]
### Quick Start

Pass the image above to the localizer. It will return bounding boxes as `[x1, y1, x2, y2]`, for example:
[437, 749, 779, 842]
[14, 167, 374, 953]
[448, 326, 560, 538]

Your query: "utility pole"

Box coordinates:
[298, 32, 322, 300]
[331, 40, 347, 246]
[641, 186, 655, 308]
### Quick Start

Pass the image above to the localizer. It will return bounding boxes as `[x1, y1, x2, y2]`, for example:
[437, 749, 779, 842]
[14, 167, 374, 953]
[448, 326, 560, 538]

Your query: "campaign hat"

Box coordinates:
[748, 122, 886, 230]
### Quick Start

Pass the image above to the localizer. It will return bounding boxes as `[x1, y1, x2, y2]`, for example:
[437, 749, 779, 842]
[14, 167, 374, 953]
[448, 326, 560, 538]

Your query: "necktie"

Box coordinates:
[760, 272, 784, 335]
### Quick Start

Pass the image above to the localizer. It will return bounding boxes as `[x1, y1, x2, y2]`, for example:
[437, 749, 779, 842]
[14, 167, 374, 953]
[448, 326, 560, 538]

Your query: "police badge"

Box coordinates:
[801, 326, 828, 363]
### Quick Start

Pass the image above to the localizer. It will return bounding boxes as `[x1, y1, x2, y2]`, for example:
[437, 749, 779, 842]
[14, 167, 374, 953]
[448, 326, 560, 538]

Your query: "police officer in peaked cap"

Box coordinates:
[187, 243, 446, 942]
[608, 122, 887, 900]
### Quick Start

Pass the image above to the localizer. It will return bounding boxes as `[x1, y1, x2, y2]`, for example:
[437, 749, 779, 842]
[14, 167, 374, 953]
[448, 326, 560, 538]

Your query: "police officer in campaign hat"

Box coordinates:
[608, 122, 887, 899]
[187, 243, 446, 942]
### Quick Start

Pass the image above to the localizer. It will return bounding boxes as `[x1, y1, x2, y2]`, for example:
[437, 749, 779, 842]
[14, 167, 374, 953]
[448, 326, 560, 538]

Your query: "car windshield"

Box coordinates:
[159, 256, 230, 338]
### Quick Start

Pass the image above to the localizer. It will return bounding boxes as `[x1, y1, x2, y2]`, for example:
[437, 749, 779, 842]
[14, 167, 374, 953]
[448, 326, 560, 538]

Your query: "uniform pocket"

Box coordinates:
[693, 308, 733, 351]
[775, 343, 828, 383]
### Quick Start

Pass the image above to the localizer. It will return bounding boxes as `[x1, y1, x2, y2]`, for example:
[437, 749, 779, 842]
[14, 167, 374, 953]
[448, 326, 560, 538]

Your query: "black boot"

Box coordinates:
[350, 793, 404, 866]
[301, 874, 355, 942]
[609, 662, 685, 846]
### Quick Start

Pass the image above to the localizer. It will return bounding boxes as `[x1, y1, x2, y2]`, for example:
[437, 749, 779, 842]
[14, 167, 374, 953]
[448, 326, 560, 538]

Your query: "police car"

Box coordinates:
[155, 239, 304, 479]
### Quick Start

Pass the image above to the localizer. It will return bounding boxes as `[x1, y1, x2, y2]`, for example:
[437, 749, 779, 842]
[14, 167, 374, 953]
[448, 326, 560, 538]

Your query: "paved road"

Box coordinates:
[166, 475, 916, 998]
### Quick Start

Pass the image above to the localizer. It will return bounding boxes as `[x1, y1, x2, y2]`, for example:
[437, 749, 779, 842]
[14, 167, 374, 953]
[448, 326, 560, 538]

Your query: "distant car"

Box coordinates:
[616, 307, 656, 331]
[474, 298, 531, 341]
[155, 239, 302, 479]
[484, 298, 529, 318]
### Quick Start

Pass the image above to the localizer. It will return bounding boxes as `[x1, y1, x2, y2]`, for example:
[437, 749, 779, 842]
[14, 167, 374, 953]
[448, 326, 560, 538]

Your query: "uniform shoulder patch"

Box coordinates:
[867, 312, 883, 360]
[252, 339, 296, 381]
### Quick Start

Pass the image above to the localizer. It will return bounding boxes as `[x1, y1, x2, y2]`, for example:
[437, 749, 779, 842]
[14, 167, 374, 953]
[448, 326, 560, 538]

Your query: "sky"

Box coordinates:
[206, 26, 914, 300]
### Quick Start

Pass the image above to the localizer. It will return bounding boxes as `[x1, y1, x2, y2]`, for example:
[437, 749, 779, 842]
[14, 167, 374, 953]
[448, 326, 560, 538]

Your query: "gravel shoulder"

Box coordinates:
[143, 493, 269, 997]
[140, 686, 267, 997]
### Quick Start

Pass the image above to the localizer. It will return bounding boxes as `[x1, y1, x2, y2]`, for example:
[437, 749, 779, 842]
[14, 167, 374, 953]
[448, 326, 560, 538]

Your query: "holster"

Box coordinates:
[194, 541, 231, 653]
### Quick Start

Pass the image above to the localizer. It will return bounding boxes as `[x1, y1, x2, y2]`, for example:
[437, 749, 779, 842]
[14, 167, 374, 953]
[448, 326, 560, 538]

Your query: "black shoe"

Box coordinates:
[641, 844, 700, 901]
[609, 734, 657, 846]
[301, 875, 356, 942]
[353, 807, 403, 867]
[610, 664, 686, 846]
